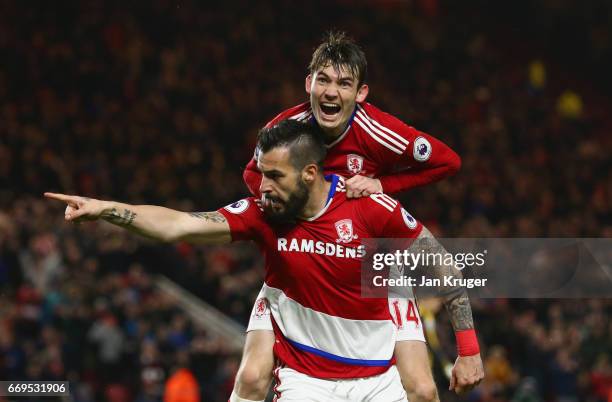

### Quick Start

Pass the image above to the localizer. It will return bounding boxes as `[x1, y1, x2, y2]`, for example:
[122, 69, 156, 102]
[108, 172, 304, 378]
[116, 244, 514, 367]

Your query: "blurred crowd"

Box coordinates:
[1, 0, 611, 401]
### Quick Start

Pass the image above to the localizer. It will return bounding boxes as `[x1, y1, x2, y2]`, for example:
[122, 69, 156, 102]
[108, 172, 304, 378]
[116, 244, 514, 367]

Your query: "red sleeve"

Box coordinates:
[360, 104, 461, 195]
[358, 193, 423, 238]
[379, 203, 423, 239]
[216, 198, 265, 242]
[378, 129, 461, 195]
[243, 149, 262, 198]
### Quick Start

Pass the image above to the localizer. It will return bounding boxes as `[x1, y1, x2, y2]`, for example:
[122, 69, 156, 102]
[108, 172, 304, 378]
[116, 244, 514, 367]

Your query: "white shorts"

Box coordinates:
[273, 365, 407, 402]
[246, 286, 426, 343]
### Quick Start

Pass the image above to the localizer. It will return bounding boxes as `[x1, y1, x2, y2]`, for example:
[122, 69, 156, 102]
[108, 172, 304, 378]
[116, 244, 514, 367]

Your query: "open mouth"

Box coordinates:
[320, 102, 341, 117]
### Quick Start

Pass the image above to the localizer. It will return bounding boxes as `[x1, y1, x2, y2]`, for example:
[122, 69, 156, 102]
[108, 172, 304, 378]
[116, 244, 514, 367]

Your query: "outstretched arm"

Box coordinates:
[412, 226, 484, 394]
[44, 192, 230, 244]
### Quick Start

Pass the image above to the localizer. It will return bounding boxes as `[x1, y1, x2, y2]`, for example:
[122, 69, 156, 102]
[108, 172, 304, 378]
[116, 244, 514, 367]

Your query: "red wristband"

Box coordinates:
[455, 329, 480, 356]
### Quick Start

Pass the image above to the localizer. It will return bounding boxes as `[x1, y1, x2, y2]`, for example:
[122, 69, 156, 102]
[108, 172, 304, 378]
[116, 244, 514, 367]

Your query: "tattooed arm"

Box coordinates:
[412, 226, 474, 331]
[44, 192, 230, 244]
[411, 226, 484, 393]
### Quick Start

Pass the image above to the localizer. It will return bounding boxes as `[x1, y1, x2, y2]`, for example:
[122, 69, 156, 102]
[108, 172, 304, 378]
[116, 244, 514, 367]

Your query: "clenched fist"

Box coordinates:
[345, 175, 383, 198]
[449, 354, 484, 394]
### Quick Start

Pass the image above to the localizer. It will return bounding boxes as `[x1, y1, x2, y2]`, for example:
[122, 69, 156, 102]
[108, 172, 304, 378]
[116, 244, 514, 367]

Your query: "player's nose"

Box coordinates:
[259, 176, 272, 195]
[323, 85, 339, 99]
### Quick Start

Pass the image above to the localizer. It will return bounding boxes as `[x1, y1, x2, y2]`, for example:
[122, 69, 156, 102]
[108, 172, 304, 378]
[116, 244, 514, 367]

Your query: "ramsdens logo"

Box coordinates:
[278, 238, 366, 259]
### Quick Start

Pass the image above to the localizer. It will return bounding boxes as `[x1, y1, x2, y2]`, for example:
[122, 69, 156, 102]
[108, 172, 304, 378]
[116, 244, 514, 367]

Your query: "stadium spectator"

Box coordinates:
[163, 349, 200, 402]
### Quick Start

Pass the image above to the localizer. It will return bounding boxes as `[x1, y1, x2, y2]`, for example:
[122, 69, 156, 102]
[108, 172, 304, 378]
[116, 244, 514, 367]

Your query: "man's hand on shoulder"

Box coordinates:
[345, 175, 383, 198]
[449, 354, 484, 394]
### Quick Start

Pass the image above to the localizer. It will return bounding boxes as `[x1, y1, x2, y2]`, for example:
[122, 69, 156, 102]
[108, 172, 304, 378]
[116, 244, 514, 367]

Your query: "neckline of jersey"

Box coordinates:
[308, 105, 358, 149]
[303, 174, 339, 222]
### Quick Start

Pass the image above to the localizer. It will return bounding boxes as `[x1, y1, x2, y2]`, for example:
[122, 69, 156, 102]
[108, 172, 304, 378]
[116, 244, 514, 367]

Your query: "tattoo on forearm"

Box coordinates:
[445, 294, 474, 331]
[412, 226, 475, 331]
[102, 207, 137, 227]
[188, 212, 227, 223]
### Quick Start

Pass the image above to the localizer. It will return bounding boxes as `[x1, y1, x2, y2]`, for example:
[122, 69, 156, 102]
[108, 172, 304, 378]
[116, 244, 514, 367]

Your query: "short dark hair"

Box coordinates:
[257, 120, 327, 171]
[308, 31, 368, 87]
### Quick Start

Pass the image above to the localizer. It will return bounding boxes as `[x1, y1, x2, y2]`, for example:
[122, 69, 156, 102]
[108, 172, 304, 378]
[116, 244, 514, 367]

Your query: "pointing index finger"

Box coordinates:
[44, 192, 75, 203]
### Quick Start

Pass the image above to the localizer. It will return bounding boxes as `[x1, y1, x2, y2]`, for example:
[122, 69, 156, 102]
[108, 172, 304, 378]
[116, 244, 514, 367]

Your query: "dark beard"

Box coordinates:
[264, 179, 310, 226]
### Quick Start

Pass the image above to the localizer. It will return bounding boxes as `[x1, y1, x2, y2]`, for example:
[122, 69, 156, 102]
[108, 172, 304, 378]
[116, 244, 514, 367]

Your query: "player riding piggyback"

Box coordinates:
[244, 34, 460, 199]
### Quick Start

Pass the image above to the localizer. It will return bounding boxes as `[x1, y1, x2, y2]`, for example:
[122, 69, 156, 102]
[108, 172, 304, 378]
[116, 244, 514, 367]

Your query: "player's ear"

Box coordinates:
[301, 164, 318, 184]
[356, 83, 369, 103]
[305, 74, 313, 95]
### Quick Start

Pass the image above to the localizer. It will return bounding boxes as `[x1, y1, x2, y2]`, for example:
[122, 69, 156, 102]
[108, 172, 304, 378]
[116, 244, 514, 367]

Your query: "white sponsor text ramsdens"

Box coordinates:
[278, 238, 366, 259]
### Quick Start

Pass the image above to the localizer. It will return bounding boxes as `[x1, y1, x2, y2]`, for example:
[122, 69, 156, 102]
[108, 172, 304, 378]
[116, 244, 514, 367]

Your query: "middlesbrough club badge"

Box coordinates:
[347, 154, 364, 174]
[335, 219, 357, 243]
[253, 298, 269, 318]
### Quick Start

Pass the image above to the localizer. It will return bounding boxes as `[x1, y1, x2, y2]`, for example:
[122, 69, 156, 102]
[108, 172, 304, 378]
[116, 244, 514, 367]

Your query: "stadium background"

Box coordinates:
[1, 0, 611, 401]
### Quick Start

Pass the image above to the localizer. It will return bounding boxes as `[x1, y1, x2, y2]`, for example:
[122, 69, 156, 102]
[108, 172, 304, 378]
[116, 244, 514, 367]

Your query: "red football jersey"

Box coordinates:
[218, 175, 423, 379]
[243, 101, 460, 197]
